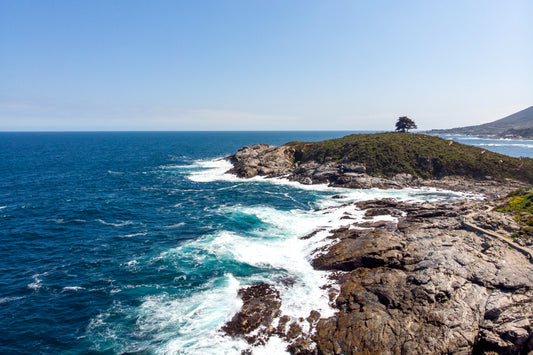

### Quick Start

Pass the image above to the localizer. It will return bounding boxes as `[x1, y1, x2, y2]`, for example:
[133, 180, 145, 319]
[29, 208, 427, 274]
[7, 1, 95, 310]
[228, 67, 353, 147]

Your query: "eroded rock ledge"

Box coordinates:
[222, 198, 533, 354]
[311, 199, 533, 355]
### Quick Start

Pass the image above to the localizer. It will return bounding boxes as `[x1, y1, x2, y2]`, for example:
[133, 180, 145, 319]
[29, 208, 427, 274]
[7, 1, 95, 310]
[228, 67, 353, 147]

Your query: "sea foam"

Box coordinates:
[93, 157, 478, 354]
[141, 158, 479, 352]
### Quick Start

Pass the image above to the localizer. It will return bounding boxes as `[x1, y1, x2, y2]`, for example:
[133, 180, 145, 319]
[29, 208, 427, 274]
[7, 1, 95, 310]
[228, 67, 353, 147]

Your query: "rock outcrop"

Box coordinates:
[228, 144, 295, 178]
[223, 136, 533, 354]
[311, 199, 533, 355]
[222, 198, 533, 354]
[226, 142, 530, 198]
[221, 282, 282, 346]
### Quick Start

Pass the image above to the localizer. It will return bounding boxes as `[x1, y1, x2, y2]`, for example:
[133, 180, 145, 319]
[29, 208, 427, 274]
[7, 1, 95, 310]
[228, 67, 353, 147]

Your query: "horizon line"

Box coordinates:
[0, 129, 388, 133]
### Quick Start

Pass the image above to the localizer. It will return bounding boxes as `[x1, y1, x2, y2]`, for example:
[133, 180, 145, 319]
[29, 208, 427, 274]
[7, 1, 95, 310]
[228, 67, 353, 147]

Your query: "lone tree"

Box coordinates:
[395, 116, 417, 133]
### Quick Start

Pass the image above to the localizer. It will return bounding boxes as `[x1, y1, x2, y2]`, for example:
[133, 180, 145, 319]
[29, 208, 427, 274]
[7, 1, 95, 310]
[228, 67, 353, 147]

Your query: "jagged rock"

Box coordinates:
[472, 210, 521, 234]
[393, 173, 414, 184]
[312, 200, 533, 355]
[227, 144, 295, 178]
[221, 282, 281, 344]
[224, 141, 533, 354]
[314, 267, 488, 355]
[364, 207, 394, 217]
[339, 162, 366, 174]
[475, 290, 533, 354]
[221, 199, 533, 354]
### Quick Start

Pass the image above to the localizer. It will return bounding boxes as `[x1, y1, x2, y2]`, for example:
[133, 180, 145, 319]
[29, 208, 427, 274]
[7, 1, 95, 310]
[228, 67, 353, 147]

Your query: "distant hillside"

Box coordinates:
[498, 127, 533, 139]
[429, 106, 533, 137]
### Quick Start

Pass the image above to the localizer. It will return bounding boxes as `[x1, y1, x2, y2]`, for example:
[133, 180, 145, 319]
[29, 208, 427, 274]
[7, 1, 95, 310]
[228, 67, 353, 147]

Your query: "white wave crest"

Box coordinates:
[185, 159, 478, 204]
[187, 159, 240, 183]
[477, 143, 533, 148]
[27, 272, 48, 290]
[116, 232, 147, 238]
[96, 219, 135, 227]
[63, 286, 85, 292]
[0, 296, 25, 304]
[141, 274, 248, 354]
[88, 157, 482, 353]
[164, 222, 186, 228]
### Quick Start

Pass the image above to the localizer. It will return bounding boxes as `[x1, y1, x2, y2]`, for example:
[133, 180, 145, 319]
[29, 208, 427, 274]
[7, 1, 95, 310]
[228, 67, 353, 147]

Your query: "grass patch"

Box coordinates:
[495, 188, 533, 238]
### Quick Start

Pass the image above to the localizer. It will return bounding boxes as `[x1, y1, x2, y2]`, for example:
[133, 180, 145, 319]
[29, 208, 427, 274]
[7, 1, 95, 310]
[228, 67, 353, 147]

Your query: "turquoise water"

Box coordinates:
[0, 131, 530, 354]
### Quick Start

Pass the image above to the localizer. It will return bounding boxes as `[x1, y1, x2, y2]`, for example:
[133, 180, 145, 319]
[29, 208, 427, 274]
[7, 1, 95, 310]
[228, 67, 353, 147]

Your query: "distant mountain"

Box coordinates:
[429, 106, 533, 138]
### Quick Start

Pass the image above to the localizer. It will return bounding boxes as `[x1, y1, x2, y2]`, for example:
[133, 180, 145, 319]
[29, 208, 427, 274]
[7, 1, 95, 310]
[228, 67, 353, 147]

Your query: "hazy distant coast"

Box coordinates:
[428, 105, 533, 139]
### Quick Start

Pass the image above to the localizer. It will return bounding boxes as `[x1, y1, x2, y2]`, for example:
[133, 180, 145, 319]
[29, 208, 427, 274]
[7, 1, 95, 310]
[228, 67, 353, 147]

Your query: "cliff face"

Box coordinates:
[228, 143, 295, 178]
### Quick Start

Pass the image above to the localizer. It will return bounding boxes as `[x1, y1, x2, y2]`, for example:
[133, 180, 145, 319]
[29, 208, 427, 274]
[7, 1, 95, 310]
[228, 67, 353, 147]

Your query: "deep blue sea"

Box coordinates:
[1, 131, 532, 354]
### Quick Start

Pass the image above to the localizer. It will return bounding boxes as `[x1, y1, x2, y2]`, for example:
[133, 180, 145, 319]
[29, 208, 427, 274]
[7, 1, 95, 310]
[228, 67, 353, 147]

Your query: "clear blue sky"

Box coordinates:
[1, 0, 532, 131]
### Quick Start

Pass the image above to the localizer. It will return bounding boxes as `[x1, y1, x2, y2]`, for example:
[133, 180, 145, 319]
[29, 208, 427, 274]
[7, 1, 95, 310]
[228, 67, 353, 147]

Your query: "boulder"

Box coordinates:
[228, 144, 295, 178]
[222, 282, 281, 345]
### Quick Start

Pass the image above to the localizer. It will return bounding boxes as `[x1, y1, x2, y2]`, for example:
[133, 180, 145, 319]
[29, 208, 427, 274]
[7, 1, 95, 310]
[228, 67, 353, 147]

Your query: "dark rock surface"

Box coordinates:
[221, 282, 281, 345]
[222, 282, 323, 353]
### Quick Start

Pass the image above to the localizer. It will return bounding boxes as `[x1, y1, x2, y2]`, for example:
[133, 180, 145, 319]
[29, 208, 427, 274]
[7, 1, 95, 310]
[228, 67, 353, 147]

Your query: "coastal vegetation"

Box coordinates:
[499, 127, 533, 139]
[395, 116, 417, 133]
[496, 188, 533, 238]
[286, 132, 533, 183]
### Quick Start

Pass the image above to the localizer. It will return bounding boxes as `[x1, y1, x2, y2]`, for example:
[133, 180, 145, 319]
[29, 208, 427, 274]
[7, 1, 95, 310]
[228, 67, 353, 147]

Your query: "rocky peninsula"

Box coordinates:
[221, 133, 533, 354]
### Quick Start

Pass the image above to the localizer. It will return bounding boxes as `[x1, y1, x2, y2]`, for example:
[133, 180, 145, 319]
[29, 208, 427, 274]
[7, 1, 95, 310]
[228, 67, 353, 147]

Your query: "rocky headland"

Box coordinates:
[226, 133, 533, 195]
[221, 133, 533, 354]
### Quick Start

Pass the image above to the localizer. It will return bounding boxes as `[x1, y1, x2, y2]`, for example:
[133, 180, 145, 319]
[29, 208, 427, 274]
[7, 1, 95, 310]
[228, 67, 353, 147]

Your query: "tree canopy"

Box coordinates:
[395, 116, 417, 133]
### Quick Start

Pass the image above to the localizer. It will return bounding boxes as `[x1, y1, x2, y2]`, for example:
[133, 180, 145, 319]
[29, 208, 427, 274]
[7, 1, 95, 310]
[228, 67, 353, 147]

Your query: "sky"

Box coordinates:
[0, 0, 532, 131]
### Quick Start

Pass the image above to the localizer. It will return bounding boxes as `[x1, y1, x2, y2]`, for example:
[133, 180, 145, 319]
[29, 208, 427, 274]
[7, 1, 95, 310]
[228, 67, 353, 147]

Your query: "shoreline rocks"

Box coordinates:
[222, 143, 533, 354]
[311, 199, 533, 355]
[222, 198, 533, 354]
[227, 143, 529, 198]
[221, 282, 282, 346]
[227, 144, 295, 179]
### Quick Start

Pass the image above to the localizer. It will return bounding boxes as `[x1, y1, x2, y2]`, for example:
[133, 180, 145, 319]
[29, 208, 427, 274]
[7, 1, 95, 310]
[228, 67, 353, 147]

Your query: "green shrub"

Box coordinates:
[496, 188, 533, 238]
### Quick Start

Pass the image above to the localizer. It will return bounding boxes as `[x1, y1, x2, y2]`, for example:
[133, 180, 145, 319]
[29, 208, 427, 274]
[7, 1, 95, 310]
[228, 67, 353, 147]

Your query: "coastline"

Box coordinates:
[3, 131, 532, 354]
[220, 143, 533, 354]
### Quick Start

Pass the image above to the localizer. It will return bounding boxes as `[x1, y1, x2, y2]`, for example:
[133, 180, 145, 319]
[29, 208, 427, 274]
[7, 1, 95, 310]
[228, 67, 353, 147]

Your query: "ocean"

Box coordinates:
[1, 131, 532, 354]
